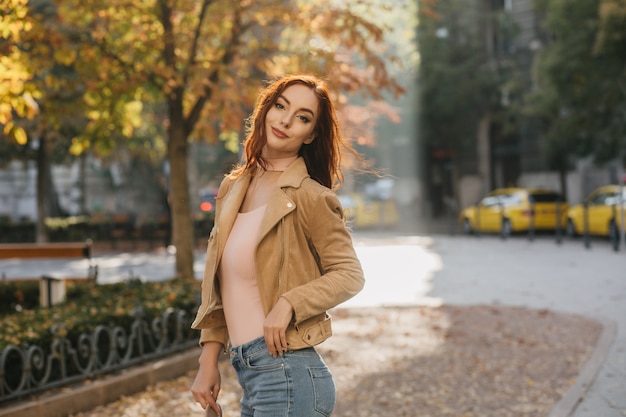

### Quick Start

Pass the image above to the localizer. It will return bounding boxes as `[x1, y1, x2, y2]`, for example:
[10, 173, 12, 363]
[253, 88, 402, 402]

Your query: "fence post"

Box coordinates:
[474, 202, 481, 238]
[528, 200, 535, 242]
[583, 202, 591, 249]
[611, 203, 619, 252]
[555, 198, 562, 245]
[500, 200, 507, 240]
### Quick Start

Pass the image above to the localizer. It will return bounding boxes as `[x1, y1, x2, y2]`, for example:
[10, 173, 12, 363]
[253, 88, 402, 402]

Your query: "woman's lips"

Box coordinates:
[271, 127, 288, 139]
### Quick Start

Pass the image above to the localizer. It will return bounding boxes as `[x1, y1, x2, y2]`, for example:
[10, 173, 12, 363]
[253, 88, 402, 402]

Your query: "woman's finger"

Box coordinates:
[264, 331, 277, 357]
[192, 392, 208, 409]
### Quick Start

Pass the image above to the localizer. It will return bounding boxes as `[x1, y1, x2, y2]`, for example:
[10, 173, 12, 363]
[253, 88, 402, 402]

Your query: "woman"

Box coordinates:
[190, 74, 365, 417]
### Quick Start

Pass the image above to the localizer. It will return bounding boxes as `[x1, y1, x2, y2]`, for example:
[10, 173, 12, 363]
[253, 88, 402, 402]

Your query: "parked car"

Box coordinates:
[338, 193, 399, 229]
[198, 188, 218, 214]
[566, 185, 626, 238]
[459, 188, 567, 235]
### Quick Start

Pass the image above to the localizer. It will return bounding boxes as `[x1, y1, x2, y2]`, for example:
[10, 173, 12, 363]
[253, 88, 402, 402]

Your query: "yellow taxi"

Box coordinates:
[566, 185, 626, 238]
[459, 188, 568, 235]
[338, 193, 399, 229]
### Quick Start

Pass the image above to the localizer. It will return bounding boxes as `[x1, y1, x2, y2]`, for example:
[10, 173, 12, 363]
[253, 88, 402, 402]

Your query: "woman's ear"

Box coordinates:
[304, 135, 315, 145]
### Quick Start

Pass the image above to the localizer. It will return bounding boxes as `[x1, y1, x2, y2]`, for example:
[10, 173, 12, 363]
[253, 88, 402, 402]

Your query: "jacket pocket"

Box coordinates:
[300, 314, 332, 346]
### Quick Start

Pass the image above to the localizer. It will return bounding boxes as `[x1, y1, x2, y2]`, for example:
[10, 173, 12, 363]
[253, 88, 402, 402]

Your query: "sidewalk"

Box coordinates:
[1, 231, 624, 416]
[416, 234, 625, 417]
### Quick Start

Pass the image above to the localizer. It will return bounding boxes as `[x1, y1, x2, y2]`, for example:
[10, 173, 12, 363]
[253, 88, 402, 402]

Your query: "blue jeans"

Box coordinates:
[230, 336, 336, 417]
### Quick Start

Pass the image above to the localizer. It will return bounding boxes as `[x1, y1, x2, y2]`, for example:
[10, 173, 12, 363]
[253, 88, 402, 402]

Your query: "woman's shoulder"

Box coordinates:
[293, 178, 340, 209]
[299, 176, 334, 196]
[215, 173, 239, 197]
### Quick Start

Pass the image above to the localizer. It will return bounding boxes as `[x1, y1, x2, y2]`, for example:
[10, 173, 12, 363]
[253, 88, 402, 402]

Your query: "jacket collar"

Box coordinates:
[216, 157, 310, 254]
[276, 156, 310, 189]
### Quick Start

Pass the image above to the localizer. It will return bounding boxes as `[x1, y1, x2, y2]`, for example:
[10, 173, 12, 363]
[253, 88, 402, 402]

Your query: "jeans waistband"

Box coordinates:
[230, 336, 267, 360]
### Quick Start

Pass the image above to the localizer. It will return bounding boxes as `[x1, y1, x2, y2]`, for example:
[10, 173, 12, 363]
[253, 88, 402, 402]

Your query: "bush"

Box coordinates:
[0, 280, 39, 314]
[0, 278, 201, 351]
[45, 216, 90, 241]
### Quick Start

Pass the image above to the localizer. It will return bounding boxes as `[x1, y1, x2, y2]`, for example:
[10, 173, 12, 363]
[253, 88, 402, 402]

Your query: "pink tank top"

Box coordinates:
[218, 204, 267, 347]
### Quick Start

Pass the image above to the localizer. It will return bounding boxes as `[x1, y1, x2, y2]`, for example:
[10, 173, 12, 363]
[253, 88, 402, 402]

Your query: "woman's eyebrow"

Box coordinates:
[278, 95, 315, 116]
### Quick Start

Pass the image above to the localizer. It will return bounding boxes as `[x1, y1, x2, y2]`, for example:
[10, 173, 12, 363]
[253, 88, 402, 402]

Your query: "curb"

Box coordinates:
[547, 317, 618, 417]
[0, 347, 202, 417]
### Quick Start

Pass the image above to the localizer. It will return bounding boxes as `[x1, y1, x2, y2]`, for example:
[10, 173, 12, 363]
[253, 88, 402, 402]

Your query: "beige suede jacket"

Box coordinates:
[191, 157, 365, 351]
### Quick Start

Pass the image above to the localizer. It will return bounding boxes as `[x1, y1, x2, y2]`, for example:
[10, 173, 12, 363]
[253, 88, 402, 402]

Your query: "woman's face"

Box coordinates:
[263, 84, 318, 159]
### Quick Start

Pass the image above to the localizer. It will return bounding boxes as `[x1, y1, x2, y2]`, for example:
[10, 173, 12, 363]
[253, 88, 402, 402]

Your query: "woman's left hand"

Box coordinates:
[264, 297, 294, 357]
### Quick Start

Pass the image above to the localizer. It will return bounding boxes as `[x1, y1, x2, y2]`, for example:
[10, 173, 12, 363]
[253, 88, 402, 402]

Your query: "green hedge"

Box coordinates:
[0, 214, 214, 243]
[0, 277, 201, 351]
[0, 280, 39, 314]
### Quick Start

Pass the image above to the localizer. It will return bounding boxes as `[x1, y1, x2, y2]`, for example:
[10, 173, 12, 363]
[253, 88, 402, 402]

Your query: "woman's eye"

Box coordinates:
[275, 102, 285, 110]
[298, 115, 310, 123]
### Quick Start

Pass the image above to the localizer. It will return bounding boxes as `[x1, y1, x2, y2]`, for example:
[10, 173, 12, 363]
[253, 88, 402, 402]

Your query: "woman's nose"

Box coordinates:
[280, 115, 291, 128]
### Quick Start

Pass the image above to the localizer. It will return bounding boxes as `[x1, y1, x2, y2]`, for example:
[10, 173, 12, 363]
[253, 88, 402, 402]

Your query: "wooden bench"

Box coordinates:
[0, 241, 89, 259]
[0, 240, 98, 307]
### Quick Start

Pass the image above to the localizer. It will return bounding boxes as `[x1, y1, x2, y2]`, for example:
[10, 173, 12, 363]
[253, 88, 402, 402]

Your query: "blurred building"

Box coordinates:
[423, 0, 621, 221]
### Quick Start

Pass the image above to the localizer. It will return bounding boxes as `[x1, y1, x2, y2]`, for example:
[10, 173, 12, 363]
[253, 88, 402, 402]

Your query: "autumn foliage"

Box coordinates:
[1, 0, 405, 279]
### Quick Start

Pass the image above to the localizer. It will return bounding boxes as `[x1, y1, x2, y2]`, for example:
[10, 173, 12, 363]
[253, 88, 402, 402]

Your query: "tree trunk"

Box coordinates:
[77, 152, 87, 215]
[476, 113, 492, 193]
[167, 119, 195, 281]
[36, 135, 49, 243]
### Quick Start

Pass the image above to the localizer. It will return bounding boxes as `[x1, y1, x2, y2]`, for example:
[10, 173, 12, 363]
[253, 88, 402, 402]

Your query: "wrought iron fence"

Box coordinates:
[0, 306, 199, 403]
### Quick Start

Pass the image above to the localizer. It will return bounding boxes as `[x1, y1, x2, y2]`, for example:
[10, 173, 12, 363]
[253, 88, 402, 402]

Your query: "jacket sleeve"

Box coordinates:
[282, 189, 365, 324]
[197, 309, 229, 348]
[191, 176, 233, 348]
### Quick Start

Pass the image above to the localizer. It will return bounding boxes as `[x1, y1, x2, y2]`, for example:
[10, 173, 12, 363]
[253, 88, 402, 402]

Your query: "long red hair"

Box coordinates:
[232, 74, 355, 189]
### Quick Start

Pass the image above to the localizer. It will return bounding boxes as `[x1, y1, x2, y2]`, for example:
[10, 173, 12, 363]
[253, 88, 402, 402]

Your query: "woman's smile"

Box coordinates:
[271, 126, 288, 139]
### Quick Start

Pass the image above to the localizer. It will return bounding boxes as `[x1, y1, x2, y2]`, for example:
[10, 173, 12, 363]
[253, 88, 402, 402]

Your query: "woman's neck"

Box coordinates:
[264, 155, 298, 172]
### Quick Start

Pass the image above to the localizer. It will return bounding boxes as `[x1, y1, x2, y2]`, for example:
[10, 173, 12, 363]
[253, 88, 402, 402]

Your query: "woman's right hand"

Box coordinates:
[191, 342, 223, 415]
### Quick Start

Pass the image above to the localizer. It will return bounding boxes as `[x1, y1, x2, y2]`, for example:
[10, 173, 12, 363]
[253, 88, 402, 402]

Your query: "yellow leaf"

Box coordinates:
[87, 110, 102, 120]
[2, 121, 13, 135]
[53, 48, 77, 66]
[0, 103, 11, 124]
[122, 124, 133, 137]
[13, 126, 28, 145]
[124, 100, 143, 128]
[23, 92, 40, 117]
[219, 130, 240, 153]
[69, 138, 88, 156]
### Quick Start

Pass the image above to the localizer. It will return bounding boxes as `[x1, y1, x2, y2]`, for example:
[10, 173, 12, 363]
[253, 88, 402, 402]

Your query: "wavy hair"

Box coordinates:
[231, 74, 358, 189]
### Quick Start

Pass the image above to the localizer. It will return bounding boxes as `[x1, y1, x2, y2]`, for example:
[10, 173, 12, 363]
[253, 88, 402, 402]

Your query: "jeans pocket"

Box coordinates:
[245, 349, 285, 371]
[309, 367, 336, 416]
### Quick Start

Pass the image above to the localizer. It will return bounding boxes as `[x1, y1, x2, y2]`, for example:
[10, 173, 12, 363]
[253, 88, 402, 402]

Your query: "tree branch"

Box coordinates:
[184, 0, 215, 86]
[158, 0, 175, 69]
[184, 4, 246, 136]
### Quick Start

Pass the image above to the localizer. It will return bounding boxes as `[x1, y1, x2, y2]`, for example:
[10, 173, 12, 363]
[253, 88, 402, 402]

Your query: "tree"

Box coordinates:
[46, 0, 403, 280]
[342, 0, 418, 182]
[416, 0, 510, 168]
[1, 0, 82, 241]
[528, 0, 626, 170]
[0, 0, 40, 146]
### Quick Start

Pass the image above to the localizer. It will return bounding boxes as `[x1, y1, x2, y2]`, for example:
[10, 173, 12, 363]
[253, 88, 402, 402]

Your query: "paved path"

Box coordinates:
[1, 233, 624, 416]
[348, 233, 626, 417]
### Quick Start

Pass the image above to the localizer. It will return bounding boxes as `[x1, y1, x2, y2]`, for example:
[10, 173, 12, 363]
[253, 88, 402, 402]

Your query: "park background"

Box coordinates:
[1, 1, 626, 416]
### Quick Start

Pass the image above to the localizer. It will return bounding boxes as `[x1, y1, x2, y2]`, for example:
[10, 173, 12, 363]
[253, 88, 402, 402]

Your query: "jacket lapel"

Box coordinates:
[216, 158, 310, 250]
[216, 173, 251, 261]
[257, 157, 308, 241]
[258, 189, 295, 240]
